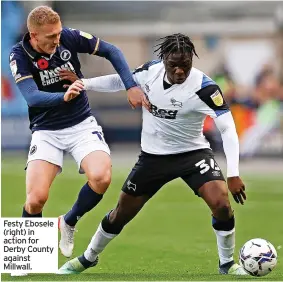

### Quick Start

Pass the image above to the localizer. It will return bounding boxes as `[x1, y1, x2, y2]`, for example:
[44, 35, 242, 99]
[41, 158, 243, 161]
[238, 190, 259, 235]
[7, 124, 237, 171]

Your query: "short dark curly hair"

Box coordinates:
[154, 33, 198, 60]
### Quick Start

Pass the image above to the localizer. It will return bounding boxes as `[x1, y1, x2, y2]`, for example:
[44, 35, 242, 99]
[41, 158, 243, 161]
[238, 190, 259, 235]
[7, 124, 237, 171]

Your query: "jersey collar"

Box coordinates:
[163, 72, 173, 90]
[21, 33, 55, 60]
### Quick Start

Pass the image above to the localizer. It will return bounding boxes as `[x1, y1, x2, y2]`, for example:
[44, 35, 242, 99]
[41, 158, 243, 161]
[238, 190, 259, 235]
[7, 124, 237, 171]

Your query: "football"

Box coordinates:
[239, 238, 278, 276]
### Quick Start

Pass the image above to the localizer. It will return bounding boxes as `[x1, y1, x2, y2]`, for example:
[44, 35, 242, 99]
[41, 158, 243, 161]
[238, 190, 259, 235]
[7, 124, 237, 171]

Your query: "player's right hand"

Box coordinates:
[227, 176, 246, 205]
[63, 80, 84, 102]
[127, 86, 150, 111]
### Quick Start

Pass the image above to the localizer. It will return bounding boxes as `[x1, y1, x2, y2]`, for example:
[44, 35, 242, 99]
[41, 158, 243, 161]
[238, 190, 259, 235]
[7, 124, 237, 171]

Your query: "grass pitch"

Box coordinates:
[1, 154, 283, 281]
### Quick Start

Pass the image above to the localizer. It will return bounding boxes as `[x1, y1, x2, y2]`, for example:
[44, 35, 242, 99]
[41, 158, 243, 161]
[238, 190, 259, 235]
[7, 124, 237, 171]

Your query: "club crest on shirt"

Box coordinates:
[170, 98, 183, 108]
[60, 50, 71, 61]
[210, 90, 223, 106]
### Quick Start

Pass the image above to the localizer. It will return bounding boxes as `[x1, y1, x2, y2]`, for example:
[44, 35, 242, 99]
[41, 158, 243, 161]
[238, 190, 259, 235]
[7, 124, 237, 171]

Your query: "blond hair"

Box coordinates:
[27, 6, 60, 31]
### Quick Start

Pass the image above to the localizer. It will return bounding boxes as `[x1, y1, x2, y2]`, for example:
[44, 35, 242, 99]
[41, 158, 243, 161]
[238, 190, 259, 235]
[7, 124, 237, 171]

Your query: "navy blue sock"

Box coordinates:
[212, 216, 235, 231]
[22, 207, 42, 217]
[64, 182, 103, 226]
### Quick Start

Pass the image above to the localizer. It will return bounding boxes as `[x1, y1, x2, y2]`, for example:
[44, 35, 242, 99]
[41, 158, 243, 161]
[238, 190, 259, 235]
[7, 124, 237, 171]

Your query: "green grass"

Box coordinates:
[1, 154, 283, 281]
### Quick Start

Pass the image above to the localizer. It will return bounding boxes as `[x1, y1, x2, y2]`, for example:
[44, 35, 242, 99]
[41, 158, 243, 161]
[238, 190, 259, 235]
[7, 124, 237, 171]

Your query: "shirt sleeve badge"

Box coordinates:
[210, 90, 223, 106]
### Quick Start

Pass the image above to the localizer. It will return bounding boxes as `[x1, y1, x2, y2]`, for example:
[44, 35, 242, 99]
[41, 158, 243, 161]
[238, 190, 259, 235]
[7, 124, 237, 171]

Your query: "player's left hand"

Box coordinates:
[127, 86, 150, 111]
[59, 70, 79, 83]
[227, 176, 246, 205]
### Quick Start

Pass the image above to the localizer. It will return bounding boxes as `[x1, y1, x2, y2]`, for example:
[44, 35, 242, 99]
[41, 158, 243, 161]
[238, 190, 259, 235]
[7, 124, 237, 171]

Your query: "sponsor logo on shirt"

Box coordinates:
[39, 61, 75, 86]
[151, 104, 178, 119]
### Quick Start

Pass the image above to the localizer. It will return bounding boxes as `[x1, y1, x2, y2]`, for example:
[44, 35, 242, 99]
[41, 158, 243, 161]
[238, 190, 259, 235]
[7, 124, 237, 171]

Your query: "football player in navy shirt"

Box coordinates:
[9, 5, 149, 259]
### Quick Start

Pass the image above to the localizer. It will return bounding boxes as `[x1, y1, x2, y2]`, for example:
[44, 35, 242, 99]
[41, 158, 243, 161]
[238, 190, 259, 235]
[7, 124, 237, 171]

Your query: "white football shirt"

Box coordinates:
[82, 60, 239, 176]
[132, 60, 229, 154]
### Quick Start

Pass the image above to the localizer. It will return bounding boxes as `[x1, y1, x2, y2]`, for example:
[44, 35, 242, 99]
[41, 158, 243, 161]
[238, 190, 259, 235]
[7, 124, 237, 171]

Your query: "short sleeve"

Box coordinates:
[194, 85, 230, 118]
[9, 48, 33, 83]
[62, 28, 100, 55]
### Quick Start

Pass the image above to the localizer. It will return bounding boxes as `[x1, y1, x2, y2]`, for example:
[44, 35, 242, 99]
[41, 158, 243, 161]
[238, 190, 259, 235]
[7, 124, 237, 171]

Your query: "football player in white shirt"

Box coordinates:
[59, 34, 247, 275]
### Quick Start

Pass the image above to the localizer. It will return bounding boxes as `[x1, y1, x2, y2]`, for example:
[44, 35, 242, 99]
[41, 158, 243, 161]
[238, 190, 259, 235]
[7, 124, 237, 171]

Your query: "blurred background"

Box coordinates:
[2, 1, 283, 157]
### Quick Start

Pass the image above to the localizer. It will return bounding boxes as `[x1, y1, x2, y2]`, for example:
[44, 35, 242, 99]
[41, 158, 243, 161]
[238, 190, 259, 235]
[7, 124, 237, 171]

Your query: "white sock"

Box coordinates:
[84, 223, 117, 262]
[213, 228, 235, 265]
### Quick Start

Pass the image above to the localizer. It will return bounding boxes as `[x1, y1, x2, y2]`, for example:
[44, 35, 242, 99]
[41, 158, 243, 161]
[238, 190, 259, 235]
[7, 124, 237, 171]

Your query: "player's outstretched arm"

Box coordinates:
[61, 68, 150, 111]
[64, 28, 149, 110]
[95, 40, 150, 110]
[59, 70, 125, 92]
[60, 69, 145, 94]
[96, 40, 137, 90]
[82, 74, 126, 92]
[81, 74, 150, 111]
[63, 28, 136, 91]
[214, 112, 246, 205]
[98, 41, 150, 110]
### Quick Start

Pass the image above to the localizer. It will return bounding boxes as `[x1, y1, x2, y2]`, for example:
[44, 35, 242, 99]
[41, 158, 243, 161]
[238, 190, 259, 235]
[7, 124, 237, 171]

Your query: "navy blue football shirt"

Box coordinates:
[9, 27, 137, 131]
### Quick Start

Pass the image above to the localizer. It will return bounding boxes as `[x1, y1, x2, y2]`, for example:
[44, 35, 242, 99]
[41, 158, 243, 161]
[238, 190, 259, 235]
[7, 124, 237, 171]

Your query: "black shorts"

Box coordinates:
[121, 149, 225, 197]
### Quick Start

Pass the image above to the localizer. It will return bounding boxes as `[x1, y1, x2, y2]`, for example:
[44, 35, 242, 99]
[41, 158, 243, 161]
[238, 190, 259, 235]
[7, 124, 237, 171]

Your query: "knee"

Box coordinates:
[25, 192, 48, 213]
[212, 200, 232, 221]
[88, 169, 111, 193]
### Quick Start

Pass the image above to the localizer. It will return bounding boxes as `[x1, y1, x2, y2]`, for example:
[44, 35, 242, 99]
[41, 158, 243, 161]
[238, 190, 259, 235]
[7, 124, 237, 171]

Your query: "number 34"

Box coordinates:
[195, 159, 220, 174]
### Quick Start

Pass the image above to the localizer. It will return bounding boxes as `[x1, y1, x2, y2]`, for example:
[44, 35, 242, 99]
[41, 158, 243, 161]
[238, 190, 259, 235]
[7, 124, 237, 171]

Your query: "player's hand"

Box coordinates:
[127, 86, 150, 111]
[59, 70, 79, 83]
[227, 176, 246, 205]
[63, 80, 84, 102]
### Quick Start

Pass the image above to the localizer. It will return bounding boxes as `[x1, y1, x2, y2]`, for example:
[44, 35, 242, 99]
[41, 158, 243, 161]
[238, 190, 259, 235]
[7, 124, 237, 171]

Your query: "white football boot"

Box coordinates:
[58, 215, 75, 257]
